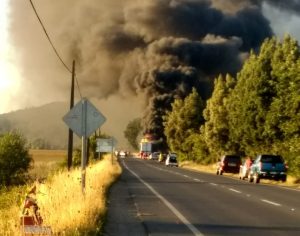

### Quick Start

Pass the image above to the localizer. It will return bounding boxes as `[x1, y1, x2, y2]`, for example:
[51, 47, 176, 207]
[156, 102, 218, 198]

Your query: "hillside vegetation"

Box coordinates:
[0, 102, 71, 149]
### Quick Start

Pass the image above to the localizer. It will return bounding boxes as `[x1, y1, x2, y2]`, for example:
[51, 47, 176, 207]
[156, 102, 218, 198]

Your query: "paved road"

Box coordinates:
[104, 156, 300, 236]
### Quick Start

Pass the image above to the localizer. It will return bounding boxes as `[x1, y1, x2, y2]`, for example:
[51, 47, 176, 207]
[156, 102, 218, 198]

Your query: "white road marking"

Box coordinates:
[261, 199, 281, 207]
[194, 178, 202, 182]
[229, 188, 241, 193]
[210, 183, 218, 186]
[123, 162, 204, 236]
[183, 175, 189, 178]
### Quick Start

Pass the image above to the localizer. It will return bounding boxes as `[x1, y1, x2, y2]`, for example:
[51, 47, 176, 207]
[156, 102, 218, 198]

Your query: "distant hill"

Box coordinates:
[0, 102, 78, 149]
[0, 97, 143, 150]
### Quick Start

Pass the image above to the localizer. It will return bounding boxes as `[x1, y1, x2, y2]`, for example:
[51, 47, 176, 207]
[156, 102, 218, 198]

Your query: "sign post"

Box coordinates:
[111, 137, 114, 165]
[81, 99, 87, 194]
[63, 98, 106, 194]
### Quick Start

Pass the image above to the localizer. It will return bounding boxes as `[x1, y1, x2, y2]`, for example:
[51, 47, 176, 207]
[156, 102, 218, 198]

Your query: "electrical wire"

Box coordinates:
[28, 0, 82, 99]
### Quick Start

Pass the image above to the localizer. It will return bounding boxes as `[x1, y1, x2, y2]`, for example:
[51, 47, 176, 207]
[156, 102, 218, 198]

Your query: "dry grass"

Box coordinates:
[180, 161, 217, 174]
[0, 156, 121, 235]
[0, 187, 27, 235]
[37, 155, 121, 234]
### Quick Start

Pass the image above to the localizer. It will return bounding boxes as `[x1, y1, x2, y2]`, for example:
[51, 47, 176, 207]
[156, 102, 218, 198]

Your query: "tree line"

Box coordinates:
[126, 35, 300, 178]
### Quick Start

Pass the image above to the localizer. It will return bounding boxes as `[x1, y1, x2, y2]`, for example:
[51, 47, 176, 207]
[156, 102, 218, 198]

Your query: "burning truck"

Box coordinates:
[139, 134, 162, 159]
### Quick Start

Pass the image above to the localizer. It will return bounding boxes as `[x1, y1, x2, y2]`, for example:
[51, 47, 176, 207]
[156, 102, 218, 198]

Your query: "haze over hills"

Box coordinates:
[0, 98, 143, 149]
[0, 102, 76, 149]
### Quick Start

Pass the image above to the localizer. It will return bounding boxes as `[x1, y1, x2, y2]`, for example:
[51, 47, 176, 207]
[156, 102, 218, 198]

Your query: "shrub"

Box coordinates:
[0, 132, 32, 186]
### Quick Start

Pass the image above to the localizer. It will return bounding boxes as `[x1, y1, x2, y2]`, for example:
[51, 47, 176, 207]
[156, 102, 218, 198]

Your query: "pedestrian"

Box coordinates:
[245, 156, 253, 169]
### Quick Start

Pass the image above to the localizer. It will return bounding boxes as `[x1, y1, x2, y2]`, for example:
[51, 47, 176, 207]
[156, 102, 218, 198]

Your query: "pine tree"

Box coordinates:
[164, 88, 205, 160]
[203, 74, 236, 156]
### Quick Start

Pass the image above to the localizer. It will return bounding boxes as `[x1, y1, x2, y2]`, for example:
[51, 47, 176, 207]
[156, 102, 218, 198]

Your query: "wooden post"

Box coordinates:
[67, 60, 75, 171]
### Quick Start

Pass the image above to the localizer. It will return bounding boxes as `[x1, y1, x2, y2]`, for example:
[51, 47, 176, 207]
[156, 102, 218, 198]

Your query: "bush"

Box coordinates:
[0, 132, 32, 186]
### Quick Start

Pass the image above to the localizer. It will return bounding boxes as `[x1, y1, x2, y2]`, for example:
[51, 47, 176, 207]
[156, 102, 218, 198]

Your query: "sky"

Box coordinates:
[1, 1, 300, 115]
[0, 0, 21, 114]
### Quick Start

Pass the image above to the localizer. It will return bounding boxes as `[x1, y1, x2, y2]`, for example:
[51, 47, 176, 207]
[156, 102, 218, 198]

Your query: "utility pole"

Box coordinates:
[67, 60, 75, 171]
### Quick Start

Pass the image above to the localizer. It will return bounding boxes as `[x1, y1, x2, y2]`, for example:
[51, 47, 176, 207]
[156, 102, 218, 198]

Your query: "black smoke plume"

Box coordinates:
[9, 0, 274, 140]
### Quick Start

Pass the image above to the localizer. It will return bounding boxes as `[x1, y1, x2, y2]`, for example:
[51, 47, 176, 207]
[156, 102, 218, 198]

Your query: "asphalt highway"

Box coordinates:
[104, 156, 300, 236]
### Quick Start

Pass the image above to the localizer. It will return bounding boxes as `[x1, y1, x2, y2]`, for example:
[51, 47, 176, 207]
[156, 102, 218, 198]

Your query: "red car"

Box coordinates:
[216, 155, 242, 175]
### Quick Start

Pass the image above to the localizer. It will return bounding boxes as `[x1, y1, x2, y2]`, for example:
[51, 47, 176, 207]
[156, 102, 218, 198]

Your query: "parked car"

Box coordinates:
[165, 153, 178, 167]
[149, 152, 160, 160]
[248, 154, 287, 183]
[216, 155, 242, 175]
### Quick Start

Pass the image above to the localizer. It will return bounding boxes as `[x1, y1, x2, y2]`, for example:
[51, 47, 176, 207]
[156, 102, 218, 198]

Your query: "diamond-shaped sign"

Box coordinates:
[63, 98, 106, 137]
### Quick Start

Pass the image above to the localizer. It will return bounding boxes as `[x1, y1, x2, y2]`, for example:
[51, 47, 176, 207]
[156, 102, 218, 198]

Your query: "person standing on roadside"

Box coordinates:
[245, 156, 253, 170]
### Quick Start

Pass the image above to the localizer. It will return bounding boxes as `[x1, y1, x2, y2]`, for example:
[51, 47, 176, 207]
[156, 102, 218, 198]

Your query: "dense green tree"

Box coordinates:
[124, 118, 142, 150]
[266, 36, 300, 144]
[164, 88, 205, 160]
[227, 38, 277, 154]
[183, 133, 210, 164]
[203, 74, 237, 156]
[0, 132, 32, 186]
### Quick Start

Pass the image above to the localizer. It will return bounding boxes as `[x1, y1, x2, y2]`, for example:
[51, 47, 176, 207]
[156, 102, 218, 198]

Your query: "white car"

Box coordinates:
[119, 151, 126, 158]
[165, 153, 178, 167]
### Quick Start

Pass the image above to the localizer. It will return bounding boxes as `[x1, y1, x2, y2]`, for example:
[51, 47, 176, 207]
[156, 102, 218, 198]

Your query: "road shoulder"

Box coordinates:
[102, 165, 147, 236]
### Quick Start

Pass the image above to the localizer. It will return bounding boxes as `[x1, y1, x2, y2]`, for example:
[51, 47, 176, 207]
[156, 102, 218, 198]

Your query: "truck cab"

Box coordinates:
[249, 154, 287, 183]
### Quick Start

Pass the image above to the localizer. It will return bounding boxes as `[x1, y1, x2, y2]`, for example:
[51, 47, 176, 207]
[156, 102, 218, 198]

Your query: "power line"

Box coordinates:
[28, 0, 82, 98]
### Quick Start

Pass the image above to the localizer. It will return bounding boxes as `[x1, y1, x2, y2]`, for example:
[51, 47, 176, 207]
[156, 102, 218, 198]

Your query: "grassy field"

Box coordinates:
[29, 149, 67, 163]
[28, 149, 67, 181]
[0, 151, 121, 235]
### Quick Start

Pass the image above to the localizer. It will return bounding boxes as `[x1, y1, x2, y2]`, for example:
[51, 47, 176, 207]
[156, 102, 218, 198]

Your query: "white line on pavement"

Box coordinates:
[123, 161, 205, 236]
[194, 178, 202, 182]
[210, 183, 218, 186]
[229, 188, 241, 194]
[261, 199, 282, 207]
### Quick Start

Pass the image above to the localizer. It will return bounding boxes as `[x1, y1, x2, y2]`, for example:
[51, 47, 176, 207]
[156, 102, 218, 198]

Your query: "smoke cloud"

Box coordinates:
[9, 0, 275, 139]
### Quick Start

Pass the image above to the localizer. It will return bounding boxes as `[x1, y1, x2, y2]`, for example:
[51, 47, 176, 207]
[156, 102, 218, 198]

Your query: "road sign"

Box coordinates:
[63, 98, 106, 138]
[63, 98, 106, 194]
[96, 138, 117, 152]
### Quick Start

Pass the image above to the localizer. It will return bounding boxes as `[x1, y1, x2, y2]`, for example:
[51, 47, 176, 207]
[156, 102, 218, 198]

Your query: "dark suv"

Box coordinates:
[249, 154, 287, 183]
[216, 155, 242, 175]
